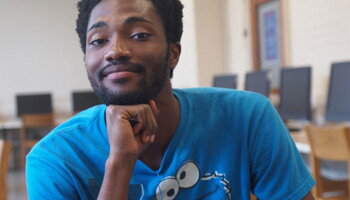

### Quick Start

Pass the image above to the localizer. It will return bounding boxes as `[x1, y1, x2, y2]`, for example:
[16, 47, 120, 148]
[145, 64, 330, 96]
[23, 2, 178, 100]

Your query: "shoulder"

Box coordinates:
[28, 105, 107, 159]
[55, 104, 106, 132]
[26, 105, 107, 199]
[173, 87, 270, 111]
[174, 87, 267, 100]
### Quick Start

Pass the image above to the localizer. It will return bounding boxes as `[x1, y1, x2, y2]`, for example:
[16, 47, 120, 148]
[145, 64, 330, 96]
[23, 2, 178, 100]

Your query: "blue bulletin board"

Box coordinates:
[258, 0, 281, 88]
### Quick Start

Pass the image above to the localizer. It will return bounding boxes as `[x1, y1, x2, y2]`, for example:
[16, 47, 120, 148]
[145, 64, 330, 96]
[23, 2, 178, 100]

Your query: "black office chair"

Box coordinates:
[16, 93, 54, 168]
[245, 70, 270, 97]
[278, 67, 312, 121]
[213, 74, 237, 89]
[325, 61, 350, 122]
[72, 90, 101, 113]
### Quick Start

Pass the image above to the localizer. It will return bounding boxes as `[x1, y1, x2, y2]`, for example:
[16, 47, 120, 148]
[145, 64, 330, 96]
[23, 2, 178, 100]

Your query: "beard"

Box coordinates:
[88, 56, 169, 106]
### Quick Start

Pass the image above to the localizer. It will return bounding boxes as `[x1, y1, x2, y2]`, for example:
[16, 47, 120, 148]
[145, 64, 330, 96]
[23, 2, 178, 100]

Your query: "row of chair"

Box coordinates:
[16, 90, 101, 117]
[11, 90, 100, 169]
[213, 70, 270, 97]
[213, 61, 350, 124]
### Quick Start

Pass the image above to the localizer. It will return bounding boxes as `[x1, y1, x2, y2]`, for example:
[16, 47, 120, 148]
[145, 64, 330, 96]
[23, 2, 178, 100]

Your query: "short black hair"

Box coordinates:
[76, 0, 184, 53]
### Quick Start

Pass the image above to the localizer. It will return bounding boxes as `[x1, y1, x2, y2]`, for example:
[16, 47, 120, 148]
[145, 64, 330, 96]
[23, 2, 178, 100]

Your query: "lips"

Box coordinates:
[99, 63, 145, 80]
[102, 65, 137, 77]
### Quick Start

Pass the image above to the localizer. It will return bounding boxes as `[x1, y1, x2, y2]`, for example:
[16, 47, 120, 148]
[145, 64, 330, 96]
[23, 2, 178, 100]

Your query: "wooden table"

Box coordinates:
[290, 131, 310, 153]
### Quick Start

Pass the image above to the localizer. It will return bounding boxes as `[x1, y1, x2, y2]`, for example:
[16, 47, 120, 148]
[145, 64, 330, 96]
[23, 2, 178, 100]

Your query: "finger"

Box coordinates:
[141, 122, 155, 143]
[132, 122, 144, 136]
[131, 106, 146, 134]
[141, 106, 158, 143]
[149, 100, 160, 117]
[145, 105, 158, 133]
[127, 105, 150, 143]
[150, 134, 156, 143]
[141, 133, 156, 144]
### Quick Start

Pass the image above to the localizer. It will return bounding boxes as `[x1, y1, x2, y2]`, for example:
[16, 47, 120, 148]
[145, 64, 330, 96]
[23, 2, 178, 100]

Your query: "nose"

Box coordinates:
[104, 40, 132, 63]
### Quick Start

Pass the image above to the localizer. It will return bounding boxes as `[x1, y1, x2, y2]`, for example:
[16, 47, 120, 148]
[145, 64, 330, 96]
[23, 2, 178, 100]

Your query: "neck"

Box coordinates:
[153, 80, 180, 146]
[139, 80, 180, 170]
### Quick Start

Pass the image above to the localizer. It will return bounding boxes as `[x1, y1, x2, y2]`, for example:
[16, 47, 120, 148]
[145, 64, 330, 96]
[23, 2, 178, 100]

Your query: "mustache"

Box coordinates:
[97, 60, 146, 80]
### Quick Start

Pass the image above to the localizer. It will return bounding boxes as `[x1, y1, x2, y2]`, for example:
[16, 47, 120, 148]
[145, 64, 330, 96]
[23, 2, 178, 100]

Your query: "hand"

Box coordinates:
[105, 100, 159, 160]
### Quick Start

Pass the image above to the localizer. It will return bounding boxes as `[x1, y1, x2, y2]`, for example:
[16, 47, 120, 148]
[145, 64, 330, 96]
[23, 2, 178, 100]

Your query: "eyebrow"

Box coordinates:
[124, 16, 153, 25]
[87, 21, 108, 33]
[87, 16, 152, 33]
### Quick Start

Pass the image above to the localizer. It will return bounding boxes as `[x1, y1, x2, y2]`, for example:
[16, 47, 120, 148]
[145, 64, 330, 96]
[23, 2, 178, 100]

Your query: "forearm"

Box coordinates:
[97, 155, 137, 200]
[98, 103, 158, 199]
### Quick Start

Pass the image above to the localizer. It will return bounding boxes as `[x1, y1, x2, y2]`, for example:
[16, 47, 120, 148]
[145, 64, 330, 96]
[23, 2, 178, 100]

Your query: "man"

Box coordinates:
[26, 0, 315, 199]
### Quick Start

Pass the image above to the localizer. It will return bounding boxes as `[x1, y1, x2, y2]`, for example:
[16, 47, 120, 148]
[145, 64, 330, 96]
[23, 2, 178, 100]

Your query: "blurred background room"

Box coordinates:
[1, 0, 350, 199]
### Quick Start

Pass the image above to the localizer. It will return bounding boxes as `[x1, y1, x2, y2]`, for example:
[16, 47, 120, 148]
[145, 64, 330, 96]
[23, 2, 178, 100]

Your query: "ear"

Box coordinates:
[167, 43, 181, 70]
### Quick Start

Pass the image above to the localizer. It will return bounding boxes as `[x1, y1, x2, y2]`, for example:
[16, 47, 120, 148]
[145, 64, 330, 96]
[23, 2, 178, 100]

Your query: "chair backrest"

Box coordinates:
[0, 140, 11, 200]
[21, 113, 54, 128]
[72, 90, 100, 113]
[16, 93, 53, 117]
[278, 67, 312, 121]
[306, 125, 350, 199]
[19, 114, 54, 169]
[245, 70, 270, 97]
[213, 74, 237, 89]
[325, 61, 350, 122]
[306, 125, 350, 161]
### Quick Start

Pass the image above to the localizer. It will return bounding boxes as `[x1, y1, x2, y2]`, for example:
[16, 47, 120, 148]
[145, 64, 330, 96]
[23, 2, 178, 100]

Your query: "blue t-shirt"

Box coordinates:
[26, 88, 315, 200]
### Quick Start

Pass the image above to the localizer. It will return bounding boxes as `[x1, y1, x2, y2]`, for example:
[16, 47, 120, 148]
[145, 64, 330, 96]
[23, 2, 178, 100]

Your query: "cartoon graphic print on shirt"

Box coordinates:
[155, 161, 231, 200]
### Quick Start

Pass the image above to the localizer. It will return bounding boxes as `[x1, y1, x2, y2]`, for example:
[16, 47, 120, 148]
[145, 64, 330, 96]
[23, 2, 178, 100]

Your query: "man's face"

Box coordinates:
[85, 0, 171, 105]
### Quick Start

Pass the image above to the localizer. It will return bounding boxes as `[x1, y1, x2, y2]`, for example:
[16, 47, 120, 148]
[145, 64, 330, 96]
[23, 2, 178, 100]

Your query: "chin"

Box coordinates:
[91, 74, 165, 106]
[97, 86, 152, 106]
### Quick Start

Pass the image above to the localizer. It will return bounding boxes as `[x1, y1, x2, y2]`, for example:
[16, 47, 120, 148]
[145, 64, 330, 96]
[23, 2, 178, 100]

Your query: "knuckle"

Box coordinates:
[153, 123, 158, 132]
[149, 120, 158, 132]
[106, 106, 115, 115]
[141, 105, 148, 113]
[106, 105, 122, 116]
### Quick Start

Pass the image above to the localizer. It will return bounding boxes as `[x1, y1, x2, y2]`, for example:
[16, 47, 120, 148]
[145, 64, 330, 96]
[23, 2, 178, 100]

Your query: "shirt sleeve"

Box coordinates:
[248, 99, 315, 200]
[26, 148, 80, 200]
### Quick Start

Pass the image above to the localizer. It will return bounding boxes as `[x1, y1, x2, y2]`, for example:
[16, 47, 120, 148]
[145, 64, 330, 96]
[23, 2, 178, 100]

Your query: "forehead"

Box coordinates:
[88, 0, 161, 29]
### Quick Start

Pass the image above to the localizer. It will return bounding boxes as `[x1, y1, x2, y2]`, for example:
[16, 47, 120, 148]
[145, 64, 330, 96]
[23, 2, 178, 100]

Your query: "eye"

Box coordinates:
[155, 178, 179, 200]
[89, 39, 108, 47]
[131, 32, 151, 41]
[176, 161, 199, 188]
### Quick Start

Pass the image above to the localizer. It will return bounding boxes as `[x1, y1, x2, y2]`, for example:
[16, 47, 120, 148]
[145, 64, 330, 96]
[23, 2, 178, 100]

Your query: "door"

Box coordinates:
[251, 0, 286, 89]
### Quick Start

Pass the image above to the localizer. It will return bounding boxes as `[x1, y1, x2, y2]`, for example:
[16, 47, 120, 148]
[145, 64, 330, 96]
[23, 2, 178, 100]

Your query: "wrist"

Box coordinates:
[108, 149, 139, 161]
[106, 153, 137, 169]
[99, 153, 136, 200]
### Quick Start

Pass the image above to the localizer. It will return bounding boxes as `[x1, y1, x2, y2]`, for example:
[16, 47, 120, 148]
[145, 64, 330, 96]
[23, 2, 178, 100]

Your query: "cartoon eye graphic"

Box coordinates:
[155, 178, 179, 200]
[176, 161, 199, 188]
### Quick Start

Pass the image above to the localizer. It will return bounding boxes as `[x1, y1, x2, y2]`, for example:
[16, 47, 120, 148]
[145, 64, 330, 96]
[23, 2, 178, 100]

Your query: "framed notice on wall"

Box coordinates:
[258, 0, 281, 88]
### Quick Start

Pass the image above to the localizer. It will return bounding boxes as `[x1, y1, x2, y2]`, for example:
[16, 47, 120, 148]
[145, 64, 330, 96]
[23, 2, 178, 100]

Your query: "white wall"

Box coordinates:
[0, 0, 199, 119]
[172, 0, 198, 88]
[225, 0, 253, 90]
[194, 0, 227, 87]
[288, 0, 350, 119]
[0, 0, 89, 119]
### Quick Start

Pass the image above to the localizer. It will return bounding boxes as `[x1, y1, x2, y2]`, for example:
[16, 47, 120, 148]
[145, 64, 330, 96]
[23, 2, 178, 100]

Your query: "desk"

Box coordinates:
[0, 116, 69, 169]
[290, 131, 310, 153]
[0, 116, 70, 141]
[0, 119, 21, 142]
[0, 116, 69, 130]
[0, 119, 21, 131]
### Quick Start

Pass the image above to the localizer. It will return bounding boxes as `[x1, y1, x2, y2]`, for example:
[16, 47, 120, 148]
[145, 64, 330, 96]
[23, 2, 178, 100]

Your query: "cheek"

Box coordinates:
[85, 51, 104, 76]
[134, 44, 168, 66]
